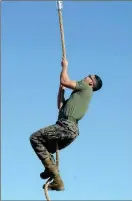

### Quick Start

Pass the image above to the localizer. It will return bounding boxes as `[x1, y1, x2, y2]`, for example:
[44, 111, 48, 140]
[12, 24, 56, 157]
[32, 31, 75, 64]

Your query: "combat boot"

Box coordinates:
[45, 174, 64, 191]
[42, 157, 64, 191]
[40, 154, 55, 179]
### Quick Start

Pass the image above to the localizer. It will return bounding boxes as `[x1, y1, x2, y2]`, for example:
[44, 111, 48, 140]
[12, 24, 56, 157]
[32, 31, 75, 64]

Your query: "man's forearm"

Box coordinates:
[60, 58, 76, 90]
[57, 85, 65, 109]
[60, 66, 70, 84]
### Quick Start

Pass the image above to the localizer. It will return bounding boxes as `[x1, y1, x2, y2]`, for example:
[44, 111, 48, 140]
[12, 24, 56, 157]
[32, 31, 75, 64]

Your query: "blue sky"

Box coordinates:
[2, 1, 132, 200]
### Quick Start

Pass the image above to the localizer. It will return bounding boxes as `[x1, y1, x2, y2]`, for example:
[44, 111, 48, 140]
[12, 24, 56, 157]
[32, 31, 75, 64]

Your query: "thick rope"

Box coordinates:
[56, 141, 59, 169]
[44, 5, 66, 201]
[58, 9, 66, 59]
[44, 177, 52, 201]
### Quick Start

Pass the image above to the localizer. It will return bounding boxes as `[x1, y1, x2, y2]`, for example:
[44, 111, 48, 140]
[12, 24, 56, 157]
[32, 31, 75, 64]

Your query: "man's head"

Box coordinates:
[84, 75, 103, 91]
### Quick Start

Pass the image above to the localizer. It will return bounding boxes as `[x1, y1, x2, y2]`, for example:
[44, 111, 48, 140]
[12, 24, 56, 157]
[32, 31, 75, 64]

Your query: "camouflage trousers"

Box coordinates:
[30, 118, 79, 162]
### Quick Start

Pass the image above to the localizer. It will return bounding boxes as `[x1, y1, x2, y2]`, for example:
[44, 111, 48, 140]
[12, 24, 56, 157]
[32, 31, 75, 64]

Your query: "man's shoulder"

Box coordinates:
[75, 80, 86, 90]
[75, 80, 92, 92]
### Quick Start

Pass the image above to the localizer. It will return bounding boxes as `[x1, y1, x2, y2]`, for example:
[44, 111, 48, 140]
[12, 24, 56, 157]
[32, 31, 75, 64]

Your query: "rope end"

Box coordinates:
[56, 1, 63, 10]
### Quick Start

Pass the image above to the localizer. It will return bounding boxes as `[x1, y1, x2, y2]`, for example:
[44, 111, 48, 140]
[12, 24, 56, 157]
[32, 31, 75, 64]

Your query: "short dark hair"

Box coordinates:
[93, 75, 103, 91]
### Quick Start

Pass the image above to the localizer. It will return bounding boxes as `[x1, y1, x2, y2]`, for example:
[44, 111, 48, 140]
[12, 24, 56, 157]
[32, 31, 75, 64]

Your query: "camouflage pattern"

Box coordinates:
[30, 118, 79, 162]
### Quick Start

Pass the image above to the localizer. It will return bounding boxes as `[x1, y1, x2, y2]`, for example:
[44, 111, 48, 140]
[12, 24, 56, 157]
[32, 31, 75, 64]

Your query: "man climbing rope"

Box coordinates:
[30, 58, 103, 191]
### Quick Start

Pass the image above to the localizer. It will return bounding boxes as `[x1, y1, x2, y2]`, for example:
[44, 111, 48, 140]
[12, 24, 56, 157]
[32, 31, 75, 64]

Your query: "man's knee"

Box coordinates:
[29, 132, 38, 145]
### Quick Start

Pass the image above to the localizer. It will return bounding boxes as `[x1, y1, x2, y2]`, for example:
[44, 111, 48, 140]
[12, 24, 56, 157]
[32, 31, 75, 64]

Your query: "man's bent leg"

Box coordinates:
[30, 130, 50, 161]
[39, 120, 79, 178]
[30, 125, 64, 191]
[30, 129, 55, 179]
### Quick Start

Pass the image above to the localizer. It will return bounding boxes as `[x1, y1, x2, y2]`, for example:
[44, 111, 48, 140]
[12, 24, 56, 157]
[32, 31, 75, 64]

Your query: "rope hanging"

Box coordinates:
[44, 1, 66, 200]
[57, 1, 66, 59]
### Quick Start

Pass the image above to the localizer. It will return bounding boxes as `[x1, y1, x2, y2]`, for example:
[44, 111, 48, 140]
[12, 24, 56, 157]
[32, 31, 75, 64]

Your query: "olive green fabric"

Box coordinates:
[58, 80, 93, 121]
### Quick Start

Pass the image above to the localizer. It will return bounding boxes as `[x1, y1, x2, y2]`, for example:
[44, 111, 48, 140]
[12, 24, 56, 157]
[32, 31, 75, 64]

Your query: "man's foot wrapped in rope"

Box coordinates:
[42, 157, 64, 191]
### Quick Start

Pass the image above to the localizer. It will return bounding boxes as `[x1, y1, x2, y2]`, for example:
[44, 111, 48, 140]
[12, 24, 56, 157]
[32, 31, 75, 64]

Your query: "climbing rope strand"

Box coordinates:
[44, 2, 66, 200]
[58, 9, 66, 59]
[56, 142, 59, 169]
[44, 177, 53, 201]
[56, 3, 66, 175]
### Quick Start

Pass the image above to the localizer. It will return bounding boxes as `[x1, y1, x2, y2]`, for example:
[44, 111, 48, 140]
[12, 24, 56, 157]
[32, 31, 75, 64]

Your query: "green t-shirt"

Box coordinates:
[58, 80, 93, 121]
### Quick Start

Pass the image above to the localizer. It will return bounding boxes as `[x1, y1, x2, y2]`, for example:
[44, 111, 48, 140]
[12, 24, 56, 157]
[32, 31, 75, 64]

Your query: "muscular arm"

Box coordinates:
[60, 59, 76, 90]
[57, 84, 65, 109]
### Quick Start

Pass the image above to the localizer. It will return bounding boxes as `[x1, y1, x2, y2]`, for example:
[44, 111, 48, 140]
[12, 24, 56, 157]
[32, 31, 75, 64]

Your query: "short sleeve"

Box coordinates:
[75, 80, 89, 90]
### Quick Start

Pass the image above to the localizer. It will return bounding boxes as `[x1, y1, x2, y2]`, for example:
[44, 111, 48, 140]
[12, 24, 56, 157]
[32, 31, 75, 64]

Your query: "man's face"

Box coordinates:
[84, 75, 96, 87]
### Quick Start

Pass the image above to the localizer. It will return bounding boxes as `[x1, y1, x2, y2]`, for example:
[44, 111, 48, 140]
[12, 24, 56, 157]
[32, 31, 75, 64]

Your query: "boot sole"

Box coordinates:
[40, 172, 53, 180]
[43, 184, 64, 191]
[40, 174, 52, 179]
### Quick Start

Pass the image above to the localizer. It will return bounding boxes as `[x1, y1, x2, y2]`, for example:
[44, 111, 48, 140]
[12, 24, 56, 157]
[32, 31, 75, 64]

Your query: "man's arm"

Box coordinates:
[60, 58, 76, 90]
[57, 84, 65, 109]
